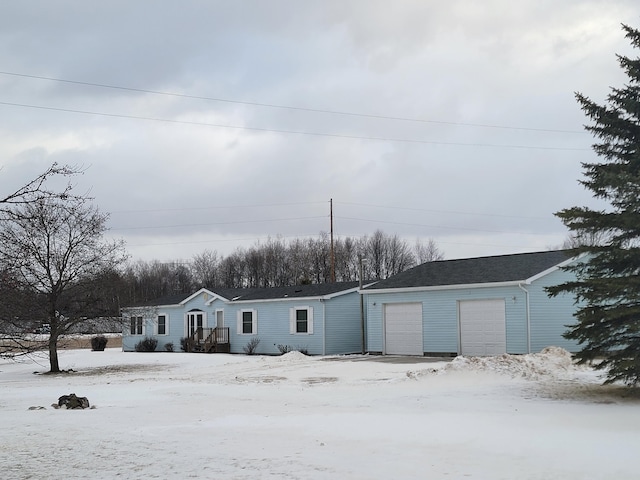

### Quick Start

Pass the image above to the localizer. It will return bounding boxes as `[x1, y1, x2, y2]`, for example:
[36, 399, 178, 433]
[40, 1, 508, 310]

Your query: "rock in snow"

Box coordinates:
[56, 393, 90, 409]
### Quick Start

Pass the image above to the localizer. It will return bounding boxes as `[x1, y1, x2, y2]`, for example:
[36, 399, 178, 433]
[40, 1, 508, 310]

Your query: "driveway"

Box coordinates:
[322, 354, 454, 364]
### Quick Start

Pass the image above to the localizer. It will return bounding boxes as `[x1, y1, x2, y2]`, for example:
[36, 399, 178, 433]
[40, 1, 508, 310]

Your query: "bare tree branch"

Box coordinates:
[0, 195, 127, 371]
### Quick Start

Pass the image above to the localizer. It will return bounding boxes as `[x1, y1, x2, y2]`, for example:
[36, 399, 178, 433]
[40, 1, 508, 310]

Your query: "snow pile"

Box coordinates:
[442, 346, 577, 380]
[266, 350, 311, 363]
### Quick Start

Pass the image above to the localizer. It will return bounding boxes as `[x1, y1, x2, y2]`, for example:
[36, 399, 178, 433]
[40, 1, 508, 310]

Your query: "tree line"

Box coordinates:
[123, 232, 444, 304]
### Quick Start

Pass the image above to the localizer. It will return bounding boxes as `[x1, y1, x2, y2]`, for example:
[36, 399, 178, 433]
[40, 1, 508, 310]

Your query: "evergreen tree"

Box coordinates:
[548, 24, 640, 385]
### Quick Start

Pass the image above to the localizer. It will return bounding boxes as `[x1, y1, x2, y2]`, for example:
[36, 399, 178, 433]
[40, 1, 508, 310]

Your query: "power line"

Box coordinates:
[110, 215, 326, 231]
[0, 100, 590, 151]
[110, 213, 556, 244]
[119, 228, 558, 255]
[0, 70, 585, 134]
[335, 215, 554, 236]
[335, 201, 550, 220]
[104, 198, 562, 253]
[334, 232, 552, 252]
[111, 200, 327, 214]
[122, 233, 320, 248]
[110, 199, 552, 223]
[105, 198, 557, 239]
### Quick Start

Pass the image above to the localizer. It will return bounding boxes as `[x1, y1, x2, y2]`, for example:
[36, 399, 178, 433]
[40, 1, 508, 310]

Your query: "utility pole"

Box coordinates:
[359, 254, 365, 354]
[330, 198, 335, 282]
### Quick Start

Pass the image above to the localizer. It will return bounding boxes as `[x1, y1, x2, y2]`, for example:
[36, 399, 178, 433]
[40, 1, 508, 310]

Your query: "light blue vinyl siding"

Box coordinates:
[324, 291, 363, 355]
[527, 267, 580, 353]
[227, 299, 325, 355]
[365, 286, 529, 355]
[122, 316, 155, 351]
[122, 291, 216, 352]
[123, 309, 184, 352]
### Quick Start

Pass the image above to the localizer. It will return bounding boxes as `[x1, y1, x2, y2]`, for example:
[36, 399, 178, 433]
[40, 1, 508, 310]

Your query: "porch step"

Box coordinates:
[187, 327, 230, 353]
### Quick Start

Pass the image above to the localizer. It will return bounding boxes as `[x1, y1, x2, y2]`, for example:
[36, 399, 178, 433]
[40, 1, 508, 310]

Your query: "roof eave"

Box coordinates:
[322, 286, 361, 299]
[121, 302, 181, 311]
[231, 290, 358, 304]
[523, 255, 580, 284]
[362, 280, 524, 295]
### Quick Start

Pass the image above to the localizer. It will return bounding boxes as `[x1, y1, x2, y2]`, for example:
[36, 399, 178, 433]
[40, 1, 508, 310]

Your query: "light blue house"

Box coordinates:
[121, 281, 366, 355]
[361, 250, 580, 356]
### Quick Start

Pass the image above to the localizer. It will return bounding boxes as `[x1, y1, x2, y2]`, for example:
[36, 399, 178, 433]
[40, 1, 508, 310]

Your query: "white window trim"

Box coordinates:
[237, 309, 258, 335]
[155, 313, 169, 336]
[184, 311, 208, 337]
[130, 316, 145, 336]
[289, 306, 314, 335]
[215, 309, 225, 328]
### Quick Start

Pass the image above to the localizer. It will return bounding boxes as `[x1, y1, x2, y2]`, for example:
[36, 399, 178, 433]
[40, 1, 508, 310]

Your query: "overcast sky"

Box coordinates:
[1, 1, 639, 263]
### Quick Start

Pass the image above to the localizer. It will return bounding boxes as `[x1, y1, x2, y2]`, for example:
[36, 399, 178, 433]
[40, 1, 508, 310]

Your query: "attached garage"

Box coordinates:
[364, 251, 580, 356]
[458, 299, 506, 356]
[384, 302, 423, 355]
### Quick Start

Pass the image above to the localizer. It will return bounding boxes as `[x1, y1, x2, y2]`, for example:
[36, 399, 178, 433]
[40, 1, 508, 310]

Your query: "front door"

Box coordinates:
[186, 311, 205, 339]
[215, 310, 225, 341]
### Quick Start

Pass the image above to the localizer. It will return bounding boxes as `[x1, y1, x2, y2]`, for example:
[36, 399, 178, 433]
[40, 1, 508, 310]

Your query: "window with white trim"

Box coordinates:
[290, 307, 313, 334]
[156, 314, 168, 335]
[237, 309, 257, 335]
[215, 309, 224, 328]
[130, 316, 144, 335]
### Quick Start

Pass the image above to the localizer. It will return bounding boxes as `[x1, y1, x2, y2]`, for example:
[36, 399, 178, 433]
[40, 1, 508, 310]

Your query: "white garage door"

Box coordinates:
[384, 303, 423, 355]
[459, 299, 506, 356]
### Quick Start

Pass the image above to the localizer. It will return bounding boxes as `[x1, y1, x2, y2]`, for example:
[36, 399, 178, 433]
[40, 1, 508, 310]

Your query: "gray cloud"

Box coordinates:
[1, 0, 638, 262]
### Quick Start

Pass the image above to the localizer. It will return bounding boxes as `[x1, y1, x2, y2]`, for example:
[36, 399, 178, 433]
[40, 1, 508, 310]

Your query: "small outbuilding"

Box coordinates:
[361, 250, 580, 356]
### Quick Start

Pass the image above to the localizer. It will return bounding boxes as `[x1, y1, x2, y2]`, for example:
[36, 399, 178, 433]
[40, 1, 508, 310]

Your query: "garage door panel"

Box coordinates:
[384, 303, 423, 355]
[459, 299, 506, 356]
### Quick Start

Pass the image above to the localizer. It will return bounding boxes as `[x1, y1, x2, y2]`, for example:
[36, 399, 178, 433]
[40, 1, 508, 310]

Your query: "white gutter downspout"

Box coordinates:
[518, 283, 531, 354]
[321, 298, 326, 356]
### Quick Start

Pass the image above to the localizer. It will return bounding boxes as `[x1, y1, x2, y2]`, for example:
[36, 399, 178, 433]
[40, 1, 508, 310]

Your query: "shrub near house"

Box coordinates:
[90, 335, 108, 351]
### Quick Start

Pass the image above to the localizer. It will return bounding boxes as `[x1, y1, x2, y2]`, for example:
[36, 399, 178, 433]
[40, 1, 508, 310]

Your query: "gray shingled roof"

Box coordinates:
[363, 250, 572, 290]
[124, 281, 361, 308]
[226, 281, 361, 301]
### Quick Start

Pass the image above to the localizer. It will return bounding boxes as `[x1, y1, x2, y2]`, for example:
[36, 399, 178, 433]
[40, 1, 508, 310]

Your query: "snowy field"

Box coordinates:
[1, 348, 639, 480]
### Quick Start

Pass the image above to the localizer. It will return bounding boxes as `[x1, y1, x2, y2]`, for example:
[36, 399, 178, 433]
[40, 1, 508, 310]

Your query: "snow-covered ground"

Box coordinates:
[1, 348, 639, 480]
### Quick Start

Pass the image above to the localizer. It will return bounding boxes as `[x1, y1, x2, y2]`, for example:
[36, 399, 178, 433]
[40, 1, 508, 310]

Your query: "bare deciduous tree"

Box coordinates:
[245, 246, 265, 287]
[334, 236, 360, 282]
[1, 163, 79, 217]
[218, 249, 247, 288]
[0, 196, 127, 372]
[361, 230, 417, 280]
[191, 249, 219, 288]
[264, 236, 288, 287]
[309, 233, 331, 284]
[287, 238, 313, 285]
[0, 267, 46, 358]
[414, 238, 445, 263]
[561, 230, 610, 249]
[384, 234, 416, 276]
[124, 260, 194, 302]
[366, 230, 387, 280]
